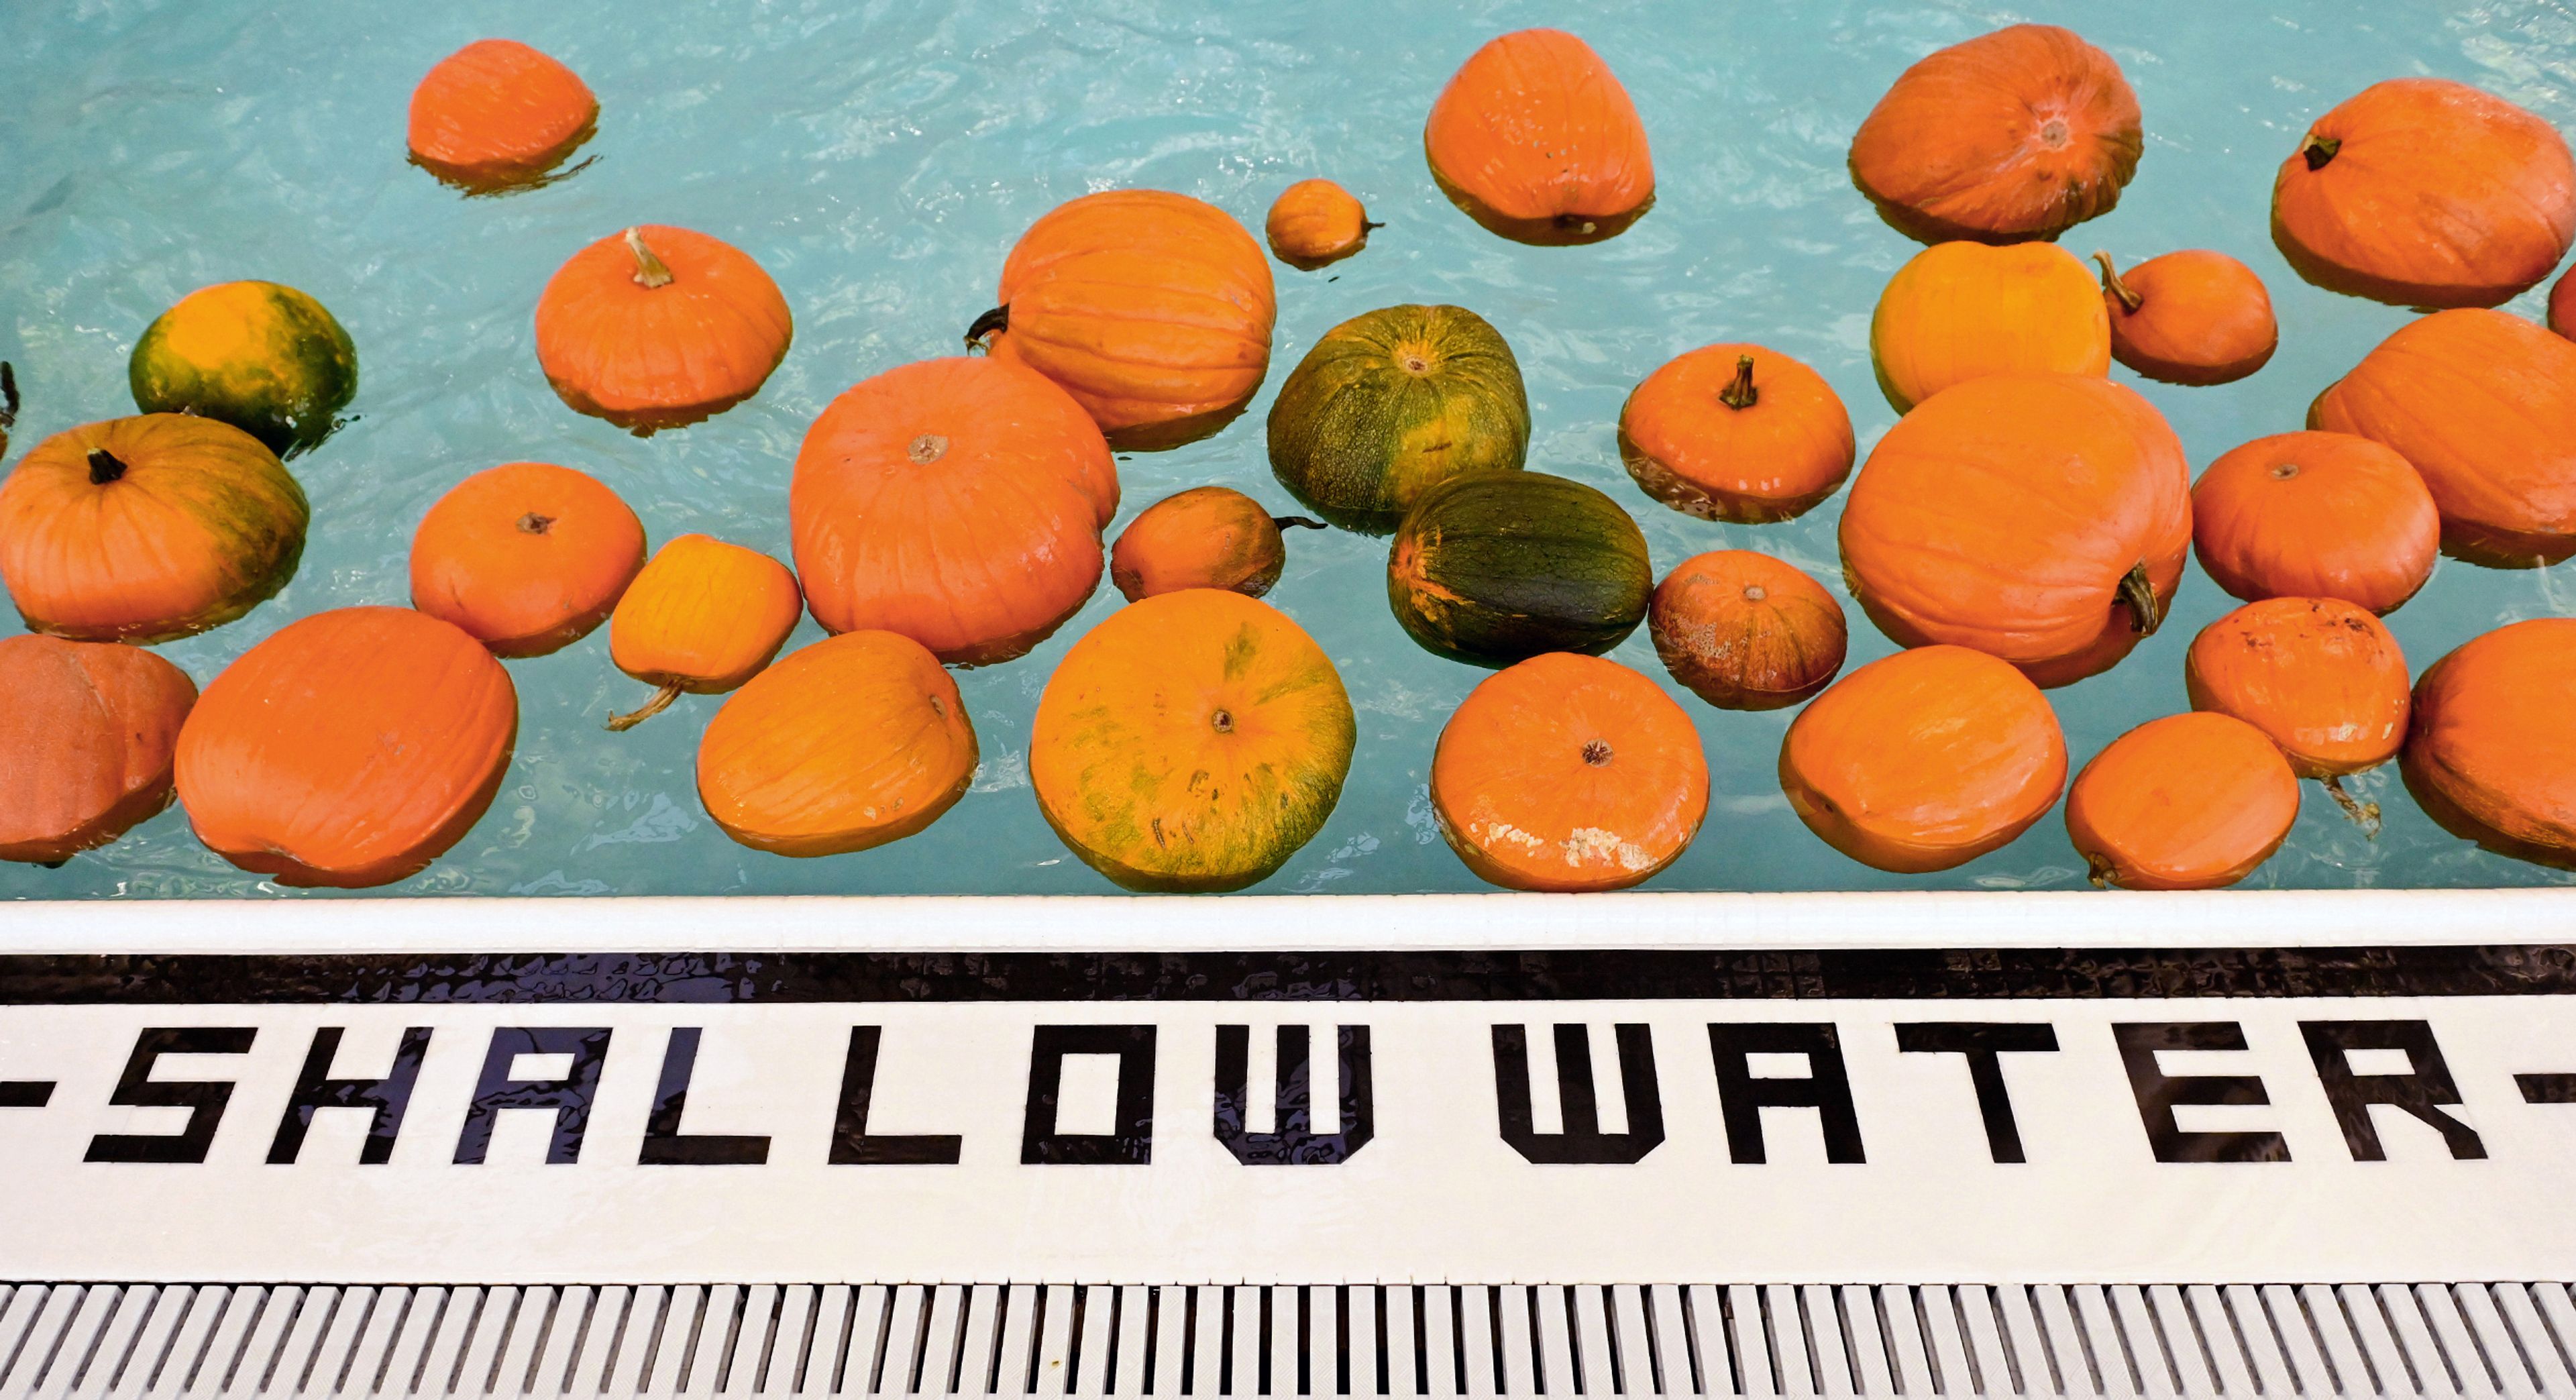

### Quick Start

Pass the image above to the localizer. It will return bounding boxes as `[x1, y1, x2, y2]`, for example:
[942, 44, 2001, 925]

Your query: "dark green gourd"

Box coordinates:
[1386, 472, 1652, 667]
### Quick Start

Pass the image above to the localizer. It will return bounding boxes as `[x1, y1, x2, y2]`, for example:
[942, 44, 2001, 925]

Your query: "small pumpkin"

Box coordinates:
[2190, 431, 2437, 614]
[2065, 713, 2300, 892]
[1031, 588, 1355, 892]
[1111, 487, 1320, 602]
[1430, 652, 1708, 892]
[406, 39, 597, 193]
[1650, 551, 1847, 710]
[969, 190, 1275, 451]
[174, 607, 517, 888]
[606, 534, 802, 731]
[1870, 241, 2108, 413]
[2185, 596, 2408, 828]
[696, 630, 975, 857]
[0, 414, 307, 643]
[2553, 264, 2576, 341]
[1779, 645, 2067, 873]
[1839, 373, 2190, 688]
[2272, 78, 2576, 309]
[1423, 29, 1654, 247]
[2404, 618, 2576, 869]
[0, 636, 196, 865]
[410, 462, 645, 658]
[1847, 24, 2141, 245]
[1267, 304, 1529, 531]
[129, 281, 358, 458]
[2093, 250, 2277, 386]
[1619, 344, 1854, 523]
[1387, 472, 1652, 668]
[1266, 179, 1379, 269]
[534, 225, 792, 433]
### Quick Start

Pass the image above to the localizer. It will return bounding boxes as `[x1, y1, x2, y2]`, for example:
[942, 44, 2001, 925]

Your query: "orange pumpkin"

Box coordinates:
[1423, 29, 1655, 246]
[1840, 373, 2190, 688]
[1650, 551, 1846, 710]
[1430, 652, 1708, 892]
[2186, 596, 2408, 828]
[1847, 25, 2140, 245]
[0, 414, 307, 643]
[696, 631, 975, 857]
[2190, 431, 2436, 614]
[2553, 264, 2576, 341]
[1870, 241, 2108, 413]
[2272, 78, 2576, 309]
[1779, 645, 2067, 873]
[409, 462, 645, 658]
[1110, 486, 1319, 602]
[605, 534, 802, 730]
[1266, 179, 1378, 270]
[969, 190, 1275, 451]
[2093, 250, 2277, 386]
[0, 636, 195, 865]
[406, 39, 597, 193]
[1618, 345, 1854, 523]
[2065, 713, 2300, 891]
[174, 607, 516, 888]
[2310, 309, 2576, 566]
[792, 356, 1115, 665]
[533, 225, 792, 433]
[2404, 618, 2576, 869]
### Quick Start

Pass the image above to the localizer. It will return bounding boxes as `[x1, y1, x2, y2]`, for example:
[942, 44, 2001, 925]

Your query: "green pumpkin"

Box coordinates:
[130, 281, 358, 458]
[1267, 303, 1529, 533]
[1387, 472, 1652, 667]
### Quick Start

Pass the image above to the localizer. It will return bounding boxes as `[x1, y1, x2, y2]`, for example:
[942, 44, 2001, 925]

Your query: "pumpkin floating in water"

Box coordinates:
[2186, 596, 2409, 829]
[1431, 652, 1707, 892]
[1619, 344, 1854, 523]
[1840, 373, 2189, 688]
[1110, 487, 1319, 602]
[1779, 645, 2067, 873]
[1650, 550, 1847, 710]
[2190, 431, 2436, 614]
[1388, 472, 1652, 668]
[2271, 78, 2576, 309]
[0, 636, 196, 866]
[409, 462, 645, 658]
[2093, 250, 2277, 386]
[1031, 588, 1355, 892]
[2553, 266, 2576, 341]
[969, 190, 1275, 451]
[0, 414, 307, 643]
[1870, 241, 2108, 413]
[535, 225, 792, 433]
[1268, 304, 1529, 532]
[792, 356, 1114, 664]
[2065, 713, 2300, 891]
[2404, 618, 2576, 869]
[606, 534, 802, 731]
[1266, 179, 1379, 269]
[1847, 24, 2141, 245]
[696, 630, 975, 857]
[406, 39, 597, 193]
[1423, 29, 1654, 246]
[129, 281, 358, 458]
[175, 607, 516, 889]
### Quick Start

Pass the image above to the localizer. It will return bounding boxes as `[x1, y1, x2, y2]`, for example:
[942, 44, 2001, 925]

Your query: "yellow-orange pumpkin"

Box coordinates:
[406, 39, 597, 193]
[2403, 618, 2576, 869]
[606, 534, 802, 730]
[2190, 431, 2437, 614]
[1870, 241, 2109, 413]
[409, 462, 645, 658]
[1618, 345, 1854, 523]
[534, 225, 792, 433]
[0, 635, 196, 865]
[1266, 179, 1378, 270]
[1110, 486, 1317, 602]
[1423, 29, 1656, 246]
[2065, 713, 2300, 891]
[2094, 250, 2277, 386]
[1649, 551, 1846, 710]
[2186, 596, 2408, 828]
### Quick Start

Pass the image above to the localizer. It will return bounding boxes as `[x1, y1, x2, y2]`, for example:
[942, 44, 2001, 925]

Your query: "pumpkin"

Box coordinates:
[1030, 588, 1354, 892]
[409, 462, 645, 659]
[1778, 645, 2067, 873]
[2185, 596, 2408, 829]
[1111, 487, 1320, 602]
[0, 636, 196, 865]
[129, 281, 358, 458]
[0, 414, 307, 643]
[1847, 25, 2141, 245]
[1267, 304, 1529, 531]
[1839, 373, 2190, 688]
[1870, 241, 2108, 413]
[2190, 431, 2436, 614]
[791, 356, 1115, 665]
[174, 607, 516, 888]
[2553, 264, 2576, 341]
[2404, 618, 2576, 868]
[534, 225, 792, 433]
[1650, 551, 1847, 710]
[2312, 309, 2576, 566]
[2065, 713, 2300, 892]
[2271, 78, 2576, 309]
[1266, 179, 1379, 269]
[605, 534, 802, 730]
[1430, 652, 1707, 892]
[696, 630, 975, 857]
[406, 39, 598, 193]
[2092, 250, 2277, 386]
[1423, 29, 1654, 247]
[1619, 344, 1854, 523]
[1387, 472, 1652, 668]
[969, 190, 1275, 451]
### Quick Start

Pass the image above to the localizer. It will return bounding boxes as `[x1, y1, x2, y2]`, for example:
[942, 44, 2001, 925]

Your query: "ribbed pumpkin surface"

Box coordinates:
[1268, 303, 1528, 532]
[406, 39, 597, 191]
[0, 635, 196, 865]
[2186, 597, 2410, 780]
[2190, 431, 2436, 614]
[409, 462, 645, 657]
[534, 225, 792, 431]
[1423, 28, 1655, 245]
[2404, 618, 2576, 868]
[2065, 712, 2300, 891]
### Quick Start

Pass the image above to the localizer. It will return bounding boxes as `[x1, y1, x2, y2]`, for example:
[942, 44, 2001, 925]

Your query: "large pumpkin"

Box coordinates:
[406, 39, 598, 193]
[2094, 250, 2277, 386]
[129, 281, 358, 458]
[1840, 373, 2190, 688]
[606, 534, 803, 730]
[2186, 596, 2408, 828]
[1266, 179, 1377, 270]
[1387, 472, 1652, 667]
[2403, 618, 2576, 869]
[2190, 431, 2437, 614]
[2272, 79, 2576, 309]
[409, 462, 646, 658]
[1423, 29, 1655, 246]
[0, 414, 307, 643]
[1649, 550, 1847, 710]
[1031, 588, 1354, 892]
[1847, 25, 2141, 245]
[175, 607, 517, 888]
[1870, 241, 2108, 413]
[1267, 303, 1529, 531]
[969, 190, 1275, 451]
[2064, 713, 2300, 891]
[0, 636, 196, 865]
[1619, 345, 1853, 524]
[1110, 487, 1314, 602]
[534, 225, 792, 433]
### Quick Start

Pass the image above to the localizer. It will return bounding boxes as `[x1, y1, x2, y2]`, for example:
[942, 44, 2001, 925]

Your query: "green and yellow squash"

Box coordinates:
[1387, 472, 1653, 667]
[1267, 303, 1528, 533]
[129, 281, 358, 458]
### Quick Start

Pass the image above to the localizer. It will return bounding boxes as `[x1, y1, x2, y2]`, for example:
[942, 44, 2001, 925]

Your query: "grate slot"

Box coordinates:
[2486, 1282, 2573, 1393]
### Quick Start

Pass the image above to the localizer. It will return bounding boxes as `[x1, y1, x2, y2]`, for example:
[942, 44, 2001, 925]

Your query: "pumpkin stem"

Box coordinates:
[517, 512, 554, 535]
[2323, 775, 2383, 834]
[965, 305, 1010, 351]
[2116, 561, 2163, 635]
[1273, 516, 1329, 532]
[1719, 355, 1759, 411]
[605, 682, 682, 732]
[1580, 739, 1613, 767]
[0, 362, 16, 426]
[2092, 251, 2143, 313]
[85, 448, 127, 486]
[2300, 133, 2341, 171]
[1362, 219, 1387, 231]
[623, 227, 674, 288]
[1210, 708, 1235, 735]
[2086, 854, 2116, 890]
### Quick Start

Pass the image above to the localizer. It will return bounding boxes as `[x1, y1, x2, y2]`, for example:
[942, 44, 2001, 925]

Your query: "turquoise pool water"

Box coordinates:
[2, 0, 2571, 900]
